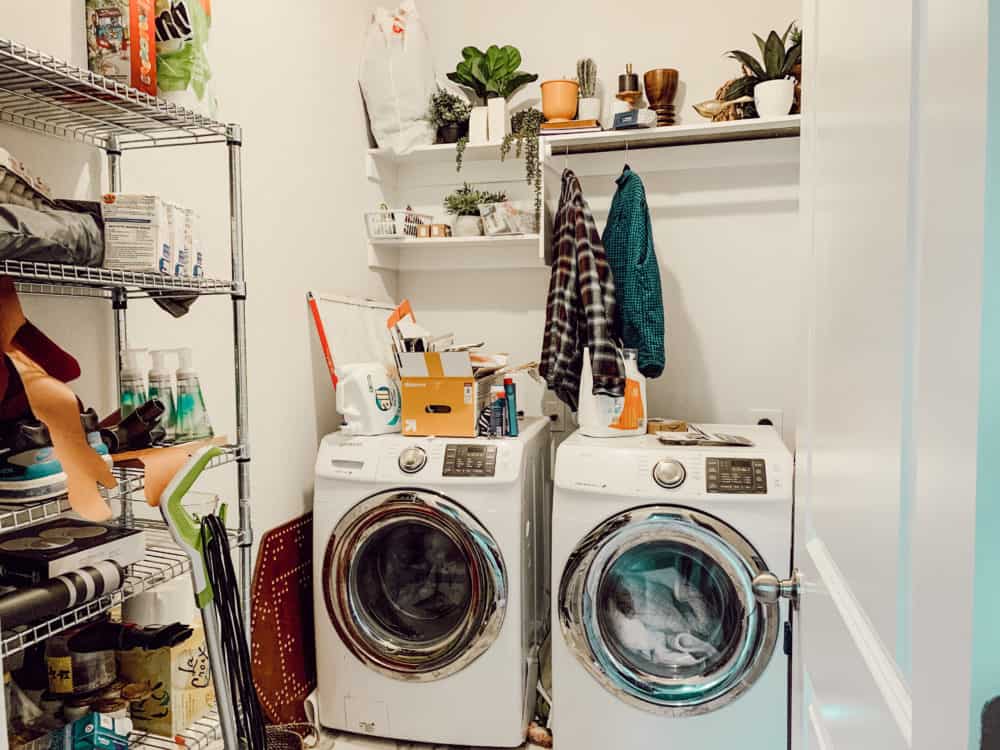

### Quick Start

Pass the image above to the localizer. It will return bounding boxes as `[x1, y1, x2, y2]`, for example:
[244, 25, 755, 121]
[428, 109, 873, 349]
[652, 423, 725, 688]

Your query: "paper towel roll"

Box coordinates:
[122, 576, 195, 627]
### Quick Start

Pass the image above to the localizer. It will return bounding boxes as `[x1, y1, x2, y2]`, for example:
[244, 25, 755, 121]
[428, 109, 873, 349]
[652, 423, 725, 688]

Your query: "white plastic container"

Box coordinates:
[336, 363, 401, 435]
[577, 348, 647, 437]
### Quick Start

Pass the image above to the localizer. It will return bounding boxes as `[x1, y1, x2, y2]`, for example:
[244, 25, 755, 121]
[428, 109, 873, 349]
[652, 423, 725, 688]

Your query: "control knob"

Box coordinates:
[653, 459, 686, 489]
[398, 446, 427, 474]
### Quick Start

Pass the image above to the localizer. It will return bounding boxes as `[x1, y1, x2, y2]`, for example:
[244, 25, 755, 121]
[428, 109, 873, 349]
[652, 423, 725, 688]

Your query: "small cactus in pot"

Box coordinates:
[576, 58, 601, 121]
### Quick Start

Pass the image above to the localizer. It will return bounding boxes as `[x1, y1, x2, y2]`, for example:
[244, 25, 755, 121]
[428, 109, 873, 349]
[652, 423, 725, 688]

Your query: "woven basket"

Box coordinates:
[266, 724, 319, 750]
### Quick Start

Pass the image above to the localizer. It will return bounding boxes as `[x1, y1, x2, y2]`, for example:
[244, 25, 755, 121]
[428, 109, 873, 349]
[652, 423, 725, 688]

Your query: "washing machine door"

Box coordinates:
[559, 505, 779, 716]
[323, 488, 507, 681]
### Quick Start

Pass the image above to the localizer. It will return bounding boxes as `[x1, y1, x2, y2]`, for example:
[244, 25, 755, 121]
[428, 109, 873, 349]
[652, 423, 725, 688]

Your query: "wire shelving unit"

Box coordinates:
[0, 36, 252, 749]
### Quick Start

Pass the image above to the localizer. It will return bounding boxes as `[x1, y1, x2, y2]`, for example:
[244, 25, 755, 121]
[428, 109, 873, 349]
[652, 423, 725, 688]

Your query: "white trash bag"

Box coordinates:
[359, 1, 436, 155]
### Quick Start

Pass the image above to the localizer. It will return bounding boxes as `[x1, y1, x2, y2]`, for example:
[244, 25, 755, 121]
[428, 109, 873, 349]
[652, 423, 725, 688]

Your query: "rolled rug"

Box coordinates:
[0, 560, 124, 630]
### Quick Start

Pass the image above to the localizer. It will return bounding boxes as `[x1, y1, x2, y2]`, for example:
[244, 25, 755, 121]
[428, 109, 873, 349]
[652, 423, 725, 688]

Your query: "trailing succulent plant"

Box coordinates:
[447, 45, 538, 105]
[577, 58, 597, 99]
[427, 87, 472, 127]
[722, 22, 801, 102]
[498, 108, 545, 221]
[444, 183, 508, 217]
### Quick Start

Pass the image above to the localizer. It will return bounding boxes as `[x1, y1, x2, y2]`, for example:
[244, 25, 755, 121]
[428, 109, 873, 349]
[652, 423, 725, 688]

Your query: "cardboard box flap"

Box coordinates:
[398, 351, 474, 379]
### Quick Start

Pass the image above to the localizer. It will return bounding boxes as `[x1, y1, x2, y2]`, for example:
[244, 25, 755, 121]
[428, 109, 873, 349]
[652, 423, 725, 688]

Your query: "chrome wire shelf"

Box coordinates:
[0, 445, 240, 536]
[0, 39, 229, 150]
[130, 710, 222, 750]
[3, 259, 239, 297]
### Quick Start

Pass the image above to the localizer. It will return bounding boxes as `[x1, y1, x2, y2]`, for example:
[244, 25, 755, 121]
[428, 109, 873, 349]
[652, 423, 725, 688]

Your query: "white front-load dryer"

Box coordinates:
[552, 425, 793, 750]
[313, 418, 550, 748]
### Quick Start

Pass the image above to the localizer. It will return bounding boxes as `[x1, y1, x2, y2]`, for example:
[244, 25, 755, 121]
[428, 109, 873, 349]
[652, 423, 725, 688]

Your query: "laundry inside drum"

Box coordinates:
[596, 540, 743, 680]
[353, 520, 474, 644]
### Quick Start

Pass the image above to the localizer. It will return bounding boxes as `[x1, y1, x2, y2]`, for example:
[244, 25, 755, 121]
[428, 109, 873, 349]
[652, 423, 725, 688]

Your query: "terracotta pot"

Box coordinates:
[541, 80, 580, 123]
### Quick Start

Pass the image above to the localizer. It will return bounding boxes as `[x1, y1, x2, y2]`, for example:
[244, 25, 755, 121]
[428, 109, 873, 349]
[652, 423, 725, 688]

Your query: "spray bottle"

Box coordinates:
[174, 348, 214, 442]
[148, 350, 177, 442]
[120, 348, 148, 419]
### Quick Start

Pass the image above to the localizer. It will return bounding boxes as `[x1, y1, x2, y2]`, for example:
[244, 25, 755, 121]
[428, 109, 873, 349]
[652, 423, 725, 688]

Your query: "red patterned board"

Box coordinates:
[251, 513, 316, 724]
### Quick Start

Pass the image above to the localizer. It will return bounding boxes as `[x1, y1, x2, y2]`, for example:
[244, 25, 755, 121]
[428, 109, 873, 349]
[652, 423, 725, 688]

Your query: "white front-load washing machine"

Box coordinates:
[552, 425, 793, 750]
[313, 418, 550, 748]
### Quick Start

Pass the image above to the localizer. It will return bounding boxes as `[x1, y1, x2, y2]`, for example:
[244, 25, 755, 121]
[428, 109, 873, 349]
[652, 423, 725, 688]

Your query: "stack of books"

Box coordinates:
[540, 119, 602, 135]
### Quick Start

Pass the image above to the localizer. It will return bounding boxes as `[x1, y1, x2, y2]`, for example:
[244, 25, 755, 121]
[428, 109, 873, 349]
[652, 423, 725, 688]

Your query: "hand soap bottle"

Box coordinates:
[148, 349, 177, 442]
[174, 348, 213, 442]
[120, 348, 148, 419]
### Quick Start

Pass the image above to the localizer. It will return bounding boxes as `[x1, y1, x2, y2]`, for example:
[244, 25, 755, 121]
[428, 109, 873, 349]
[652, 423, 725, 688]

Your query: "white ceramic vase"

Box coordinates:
[754, 79, 795, 118]
[577, 97, 601, 122]
[469, 106, 489, 145]
[453, 216, 483, 237]
[487, 97, 508, 143]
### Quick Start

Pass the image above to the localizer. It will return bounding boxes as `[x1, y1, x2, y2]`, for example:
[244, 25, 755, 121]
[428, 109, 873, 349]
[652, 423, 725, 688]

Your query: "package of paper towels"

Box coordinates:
[123, 576, 195, 627]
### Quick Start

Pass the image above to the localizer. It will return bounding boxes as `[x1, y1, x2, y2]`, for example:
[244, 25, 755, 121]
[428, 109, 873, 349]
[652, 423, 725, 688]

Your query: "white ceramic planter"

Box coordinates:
[487, 97, 508, 143]
[468, 106, 489, 145]
[453, 216, 483, 236]
[754, 79, 795, 118]
[577, 97, 601, 121]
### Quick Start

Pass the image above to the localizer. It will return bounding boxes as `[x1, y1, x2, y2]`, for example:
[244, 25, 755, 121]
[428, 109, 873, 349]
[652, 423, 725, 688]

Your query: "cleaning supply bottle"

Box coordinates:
[120, 348, 148, 419]
[148, 350, 177, 442]
[174, 348, 213, 442]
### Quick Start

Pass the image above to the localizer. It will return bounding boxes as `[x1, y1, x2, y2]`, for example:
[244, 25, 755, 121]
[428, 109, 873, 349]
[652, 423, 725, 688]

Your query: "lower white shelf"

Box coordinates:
[368, 234, 546, 271]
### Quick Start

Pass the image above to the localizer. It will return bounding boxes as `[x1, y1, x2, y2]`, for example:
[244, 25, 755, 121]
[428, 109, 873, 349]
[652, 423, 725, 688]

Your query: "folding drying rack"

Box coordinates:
[0, 38, 253, 749]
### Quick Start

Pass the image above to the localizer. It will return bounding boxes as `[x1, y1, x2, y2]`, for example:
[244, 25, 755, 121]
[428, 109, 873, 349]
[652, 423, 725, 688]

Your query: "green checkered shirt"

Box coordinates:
[601, 166, 665, 378]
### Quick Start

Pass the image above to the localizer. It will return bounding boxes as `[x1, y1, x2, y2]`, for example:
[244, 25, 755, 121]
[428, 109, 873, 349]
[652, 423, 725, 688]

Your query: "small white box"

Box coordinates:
[176, 207, 195, 277]
[101, 193, 174, 274]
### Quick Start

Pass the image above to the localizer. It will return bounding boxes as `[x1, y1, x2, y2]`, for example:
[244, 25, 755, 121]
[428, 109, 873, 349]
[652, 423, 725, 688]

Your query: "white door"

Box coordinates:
[795, 1, 989, 748]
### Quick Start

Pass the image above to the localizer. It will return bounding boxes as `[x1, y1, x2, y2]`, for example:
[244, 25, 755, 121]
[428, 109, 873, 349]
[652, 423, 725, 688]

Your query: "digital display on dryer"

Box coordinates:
[443, 445, 497, 477]
[706, 457, 767, 494]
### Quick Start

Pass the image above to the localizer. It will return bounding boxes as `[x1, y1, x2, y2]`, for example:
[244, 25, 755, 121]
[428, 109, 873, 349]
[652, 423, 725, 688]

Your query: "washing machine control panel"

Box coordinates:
[443, 444, 498, 477]
[706, 457, 767, 494]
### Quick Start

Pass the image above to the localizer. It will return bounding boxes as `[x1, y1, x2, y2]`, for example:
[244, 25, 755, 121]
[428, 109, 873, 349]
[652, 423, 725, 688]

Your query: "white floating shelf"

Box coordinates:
[368, 140, 517, 167]
[542, 115, 801, 154]
[368, 234, 545, 272]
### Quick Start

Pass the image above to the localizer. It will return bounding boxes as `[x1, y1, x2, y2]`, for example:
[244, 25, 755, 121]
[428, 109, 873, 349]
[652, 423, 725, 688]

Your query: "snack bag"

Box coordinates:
[154, 0, 218, 116]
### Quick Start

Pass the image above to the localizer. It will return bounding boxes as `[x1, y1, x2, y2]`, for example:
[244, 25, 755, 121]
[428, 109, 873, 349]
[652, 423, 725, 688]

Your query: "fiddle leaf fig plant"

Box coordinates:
[447, 45, 538, 104]
[723, 22, 801, 101]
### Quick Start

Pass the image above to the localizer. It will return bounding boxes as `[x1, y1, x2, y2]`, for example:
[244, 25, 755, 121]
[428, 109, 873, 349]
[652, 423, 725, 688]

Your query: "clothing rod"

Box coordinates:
[548, 129, 800, 157]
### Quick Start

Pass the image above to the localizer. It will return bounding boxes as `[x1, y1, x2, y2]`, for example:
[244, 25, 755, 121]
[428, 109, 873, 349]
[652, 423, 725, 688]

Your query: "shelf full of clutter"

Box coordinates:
[361, 23, 802, 272]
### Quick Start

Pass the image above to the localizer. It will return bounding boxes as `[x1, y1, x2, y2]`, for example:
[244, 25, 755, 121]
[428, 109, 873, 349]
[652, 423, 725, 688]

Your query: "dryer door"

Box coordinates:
[323, 489, 507, 681]
[559, 505, 779, 716]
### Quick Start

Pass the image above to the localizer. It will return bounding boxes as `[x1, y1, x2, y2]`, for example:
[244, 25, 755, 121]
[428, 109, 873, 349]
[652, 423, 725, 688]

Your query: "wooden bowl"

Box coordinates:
[643, 68, 679, 109]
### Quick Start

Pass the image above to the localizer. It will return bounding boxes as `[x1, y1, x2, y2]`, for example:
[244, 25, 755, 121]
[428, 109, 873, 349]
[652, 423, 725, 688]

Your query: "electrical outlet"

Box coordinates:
[543, 392, 568, 433]
[749, 408, 784, 436]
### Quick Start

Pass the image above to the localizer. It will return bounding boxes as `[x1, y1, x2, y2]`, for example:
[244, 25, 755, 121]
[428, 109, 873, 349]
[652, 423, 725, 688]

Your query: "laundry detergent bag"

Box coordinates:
[154, 0, 217, 116]
[359, 1, 436, 154]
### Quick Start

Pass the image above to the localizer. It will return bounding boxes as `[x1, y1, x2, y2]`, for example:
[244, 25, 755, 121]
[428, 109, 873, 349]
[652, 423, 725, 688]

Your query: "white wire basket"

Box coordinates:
[365, 209, 433, 240]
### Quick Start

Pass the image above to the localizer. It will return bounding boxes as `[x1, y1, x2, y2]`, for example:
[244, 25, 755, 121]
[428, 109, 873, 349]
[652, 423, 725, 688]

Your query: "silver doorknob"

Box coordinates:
[652, 459, 686, 489]
[398, 446, 427, 474]
[753, 570, 801, 605]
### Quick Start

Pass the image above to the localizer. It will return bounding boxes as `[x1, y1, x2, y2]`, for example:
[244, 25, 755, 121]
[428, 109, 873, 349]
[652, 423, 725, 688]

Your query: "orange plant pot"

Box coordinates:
[541, 79, 580, 123]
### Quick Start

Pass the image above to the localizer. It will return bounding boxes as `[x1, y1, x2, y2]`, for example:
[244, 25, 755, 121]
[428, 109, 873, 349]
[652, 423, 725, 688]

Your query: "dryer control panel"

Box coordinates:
[443, 444, 497, 477]
[706, 457, 767, 494]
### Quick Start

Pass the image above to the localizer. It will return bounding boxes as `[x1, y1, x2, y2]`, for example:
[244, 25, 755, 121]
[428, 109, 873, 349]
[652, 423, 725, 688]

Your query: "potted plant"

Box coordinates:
[541, 79, 579, 123]
[447, 45, 538, 143]
[427, 87, 471, 144]
[576, 58, 601, 121]
[499, 108, 544, 225]
[444, 183, 508, 237]
[723, 23, 801, 118]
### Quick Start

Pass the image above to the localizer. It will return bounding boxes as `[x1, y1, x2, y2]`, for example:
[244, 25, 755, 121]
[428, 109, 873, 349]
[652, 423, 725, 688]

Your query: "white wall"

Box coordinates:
[396, 0, 803, 444]
[0, 0, 393, 546]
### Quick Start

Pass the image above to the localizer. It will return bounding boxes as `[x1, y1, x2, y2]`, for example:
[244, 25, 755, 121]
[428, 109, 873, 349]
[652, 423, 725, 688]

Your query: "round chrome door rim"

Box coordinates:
[559, 505, 779, 716]
[324, 489, 507, 682]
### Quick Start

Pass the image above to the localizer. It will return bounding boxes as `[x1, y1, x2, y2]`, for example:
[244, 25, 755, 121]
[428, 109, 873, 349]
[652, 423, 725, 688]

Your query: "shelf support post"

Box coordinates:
[226, 123, 253, 629]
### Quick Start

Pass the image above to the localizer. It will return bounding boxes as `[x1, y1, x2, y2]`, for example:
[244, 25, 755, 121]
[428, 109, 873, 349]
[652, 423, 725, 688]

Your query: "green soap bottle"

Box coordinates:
[148, 349, 177, 443]
[174, 347, 214, 442]
[120, 348, 148, 419]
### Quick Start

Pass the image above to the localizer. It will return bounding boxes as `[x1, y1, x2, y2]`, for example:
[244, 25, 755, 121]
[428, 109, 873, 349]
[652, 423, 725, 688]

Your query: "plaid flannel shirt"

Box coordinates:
[540, 169, 625, 410]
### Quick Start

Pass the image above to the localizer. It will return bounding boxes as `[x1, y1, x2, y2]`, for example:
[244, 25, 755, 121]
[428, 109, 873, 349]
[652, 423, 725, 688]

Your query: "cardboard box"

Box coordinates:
[398, 352, 500, 437]
[85, 0, 157, 96]
[118, 622, 214, 738]
[100, 194, 174, 273]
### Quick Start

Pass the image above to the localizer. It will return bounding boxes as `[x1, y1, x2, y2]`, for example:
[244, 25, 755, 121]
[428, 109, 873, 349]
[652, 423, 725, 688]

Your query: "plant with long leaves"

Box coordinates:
[722, 22, 801, 101]
[447, 45, 538, 105]
[498, 108, 545, 222]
